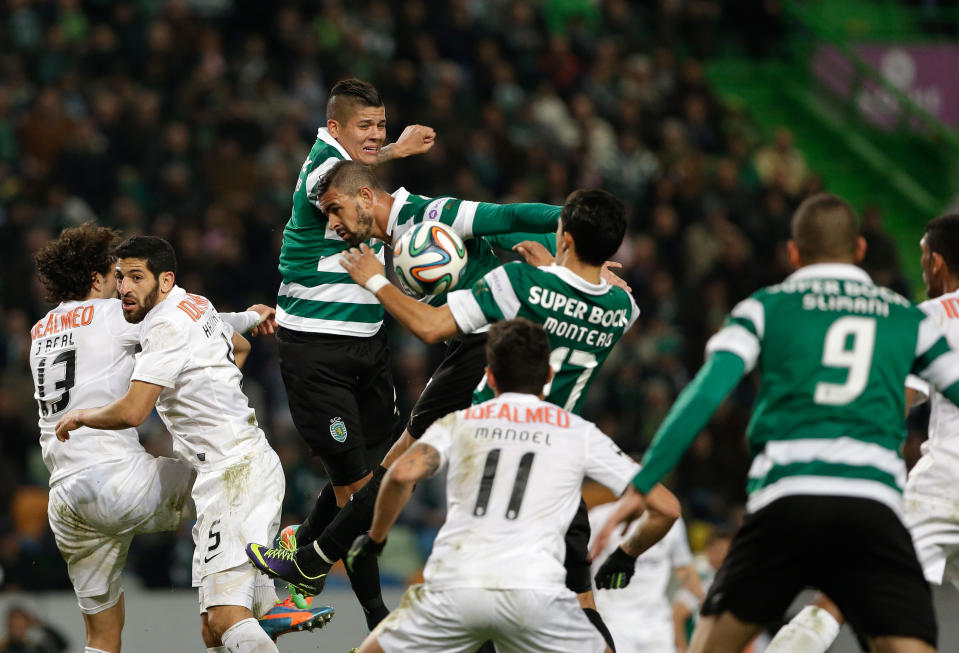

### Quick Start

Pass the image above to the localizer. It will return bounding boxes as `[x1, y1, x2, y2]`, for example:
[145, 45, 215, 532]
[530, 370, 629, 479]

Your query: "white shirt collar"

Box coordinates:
[386, 187, 411, 239]
[785, 263, 873, 284]
[543, 264, 610, 295]
[316, 127, 351, 160]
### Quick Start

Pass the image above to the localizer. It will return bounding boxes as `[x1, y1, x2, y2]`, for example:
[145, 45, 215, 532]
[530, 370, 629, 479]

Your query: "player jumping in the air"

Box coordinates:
[54, 236, 319, 653]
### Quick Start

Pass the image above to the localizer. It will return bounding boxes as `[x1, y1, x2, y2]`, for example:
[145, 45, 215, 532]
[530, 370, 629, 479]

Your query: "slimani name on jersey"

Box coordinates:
[632, 263, 959, 517]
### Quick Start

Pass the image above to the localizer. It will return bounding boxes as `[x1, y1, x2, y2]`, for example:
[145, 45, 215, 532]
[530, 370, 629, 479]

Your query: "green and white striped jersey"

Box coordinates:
[386, 188, 560, 308]
[277, 128, 385, 335]
[448, 262, 640, 414]
[707, 263, 959, 514]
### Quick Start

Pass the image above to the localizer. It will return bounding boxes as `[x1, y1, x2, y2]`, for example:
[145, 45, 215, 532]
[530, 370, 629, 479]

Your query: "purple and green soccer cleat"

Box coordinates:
[246, 542, 329, 596]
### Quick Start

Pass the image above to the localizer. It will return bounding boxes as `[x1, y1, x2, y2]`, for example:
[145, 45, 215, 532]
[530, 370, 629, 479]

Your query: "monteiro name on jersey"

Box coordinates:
[632, 263, 959, 517]
[278, 127, 385, 336]
[132, 286, 268, 469]
[385, 188, 560, 309]
[418, 392, 639, 592]
[447, 262, 639, 413]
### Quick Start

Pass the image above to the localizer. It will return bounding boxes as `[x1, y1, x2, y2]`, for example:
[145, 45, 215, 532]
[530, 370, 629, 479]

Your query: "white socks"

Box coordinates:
[221, 618, 279, 653]
[765, 605, 842, 653]
[85, 648, 110, 653]
[207, 648, 228, 653]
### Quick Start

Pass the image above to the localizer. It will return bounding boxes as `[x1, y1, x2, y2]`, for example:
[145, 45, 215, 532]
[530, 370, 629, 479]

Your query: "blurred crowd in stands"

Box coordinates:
[0, 0, 914, 591]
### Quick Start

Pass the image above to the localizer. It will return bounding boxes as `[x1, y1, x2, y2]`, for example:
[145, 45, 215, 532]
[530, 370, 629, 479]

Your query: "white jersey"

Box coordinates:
[131, 286, 268, 469]
[589, 506, 692, 626]
[30, 298, 145, 486]
[419, 392, 639, 591]
[906, 289, 959, 501]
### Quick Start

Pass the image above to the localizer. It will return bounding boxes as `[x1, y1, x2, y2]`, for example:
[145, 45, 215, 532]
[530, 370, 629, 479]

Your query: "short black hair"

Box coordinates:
[326, 78, 383, 122]
[486, 318, 551, 395]
[113, 235, 177, 278]
[561, 189, 626, 266]
[791, 193, 859, 263]
[925, 214, 959, 276]
[34, 222, 120, 303]
[314, 160, 383, 200]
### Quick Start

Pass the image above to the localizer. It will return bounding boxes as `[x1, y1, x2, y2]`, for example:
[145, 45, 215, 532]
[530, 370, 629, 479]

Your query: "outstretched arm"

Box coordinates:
[55, 380, 163, 440]
[590, 351, 745, 556]
[377, 124, 436, 164]
[369, 443, 442, 543]
[340, 243, 460, 343]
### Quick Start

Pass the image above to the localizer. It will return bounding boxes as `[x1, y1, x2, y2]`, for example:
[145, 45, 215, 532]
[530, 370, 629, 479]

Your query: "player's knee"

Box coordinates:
[205, 610, 239, 640]
[200, 614, 219, 647]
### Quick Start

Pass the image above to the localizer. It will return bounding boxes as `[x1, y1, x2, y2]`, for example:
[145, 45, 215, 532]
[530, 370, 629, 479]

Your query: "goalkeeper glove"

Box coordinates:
[594, 547, 637, 590]
[346, 533, 386, 573]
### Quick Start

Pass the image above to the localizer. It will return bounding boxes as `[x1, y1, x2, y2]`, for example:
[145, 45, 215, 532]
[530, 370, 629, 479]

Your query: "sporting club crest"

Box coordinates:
[330, 417, 348, 443]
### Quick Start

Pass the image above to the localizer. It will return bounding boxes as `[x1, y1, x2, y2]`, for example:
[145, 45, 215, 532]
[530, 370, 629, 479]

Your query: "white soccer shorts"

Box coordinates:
[190, 446, 284, 587]
[47, 454, 193, 610]
[904, 489, 959, 590]
[604, 616, 676, 653]
[373, 585, 606, 653]
[198, 564, 278, 617]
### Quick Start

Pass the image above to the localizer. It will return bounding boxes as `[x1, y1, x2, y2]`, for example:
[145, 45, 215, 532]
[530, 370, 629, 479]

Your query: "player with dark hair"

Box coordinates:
[250, 158, 561, 583]
[765, 212, 959, 653]
[345, 318, 679, 653]
[250, 180, 680, 653]
[593, 194, 959, 653]
[274, 77, 436, 627]
[32, 225, 324, 652]
[53, 235, 316, 653]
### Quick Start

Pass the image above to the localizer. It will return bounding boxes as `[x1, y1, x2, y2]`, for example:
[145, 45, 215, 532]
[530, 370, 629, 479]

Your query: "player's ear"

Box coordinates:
[158, 270, 176, 294]
[485, 367, 498, 395]
[854, 236, 867, 264]
[786, 240, 802, 270]
[327, 118, 339, 139]
[358, 185, 374, 207]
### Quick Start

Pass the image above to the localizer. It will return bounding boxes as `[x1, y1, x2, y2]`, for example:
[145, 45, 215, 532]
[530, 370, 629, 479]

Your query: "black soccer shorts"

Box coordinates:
[278, 326, 402, 486]
[407, 333, 488, 439]
[701, 494, 937, 647]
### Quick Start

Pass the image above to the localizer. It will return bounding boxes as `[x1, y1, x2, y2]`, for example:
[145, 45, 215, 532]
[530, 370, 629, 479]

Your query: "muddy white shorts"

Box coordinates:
[190, 446, 284, 589]
[904, 489, 959, 590]
[48, 454, 193, 612]
[373, 585, 606, 653]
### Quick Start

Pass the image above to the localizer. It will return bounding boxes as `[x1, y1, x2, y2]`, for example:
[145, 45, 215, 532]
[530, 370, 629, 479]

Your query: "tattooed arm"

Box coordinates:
[368, 443, 441, 542]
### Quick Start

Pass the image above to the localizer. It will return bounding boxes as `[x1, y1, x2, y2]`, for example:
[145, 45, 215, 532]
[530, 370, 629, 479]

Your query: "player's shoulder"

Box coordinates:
[143, 290, 198, 332]
[918, 289, 959, 322]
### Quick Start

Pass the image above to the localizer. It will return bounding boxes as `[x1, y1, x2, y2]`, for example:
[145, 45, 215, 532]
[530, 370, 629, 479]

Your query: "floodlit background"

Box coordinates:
[1, 1, 958, 650]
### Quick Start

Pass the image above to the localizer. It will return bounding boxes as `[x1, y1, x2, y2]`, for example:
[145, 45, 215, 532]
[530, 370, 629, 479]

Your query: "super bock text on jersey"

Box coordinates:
[448, 261, 640, 413]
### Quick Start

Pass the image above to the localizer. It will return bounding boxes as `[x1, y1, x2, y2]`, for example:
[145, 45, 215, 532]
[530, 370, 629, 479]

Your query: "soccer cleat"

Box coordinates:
[273, 525, 310, 608]
[246, 542, 329, 596]
[258, 597, 334, 640]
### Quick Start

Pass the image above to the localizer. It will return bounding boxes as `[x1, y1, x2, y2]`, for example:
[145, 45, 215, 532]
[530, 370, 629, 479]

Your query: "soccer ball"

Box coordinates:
[392, 222, 468, 297]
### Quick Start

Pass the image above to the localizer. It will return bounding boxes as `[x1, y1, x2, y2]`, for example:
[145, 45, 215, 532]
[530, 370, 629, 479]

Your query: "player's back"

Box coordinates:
[421, 392, 638, 591]
[725, 264, 936, 512]
[133, 286, 266, 468]
[908, 289, 959, 499]
[30, 298, 144, 486]
[466, 262, 639, 413]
